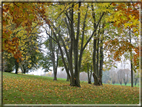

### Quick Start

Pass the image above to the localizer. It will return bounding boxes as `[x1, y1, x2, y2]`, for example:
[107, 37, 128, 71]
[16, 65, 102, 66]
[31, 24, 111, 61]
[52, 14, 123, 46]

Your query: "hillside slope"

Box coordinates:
[3, 72, 139, 104]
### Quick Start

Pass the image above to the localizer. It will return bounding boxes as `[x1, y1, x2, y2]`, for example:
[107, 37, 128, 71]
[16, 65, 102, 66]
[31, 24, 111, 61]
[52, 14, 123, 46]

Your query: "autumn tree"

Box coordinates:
[38, 2, 115, 87]
[2, 3, 49, 74]
[2, 3, 48, 61]
[104, 2, 140, 87]
[90, 3, 116, 86]
[43, 27, 60, 81]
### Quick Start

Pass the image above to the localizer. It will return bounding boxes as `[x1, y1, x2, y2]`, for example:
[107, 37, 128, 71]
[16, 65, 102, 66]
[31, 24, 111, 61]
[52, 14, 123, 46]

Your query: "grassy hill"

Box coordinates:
[3, 72, 139, 104]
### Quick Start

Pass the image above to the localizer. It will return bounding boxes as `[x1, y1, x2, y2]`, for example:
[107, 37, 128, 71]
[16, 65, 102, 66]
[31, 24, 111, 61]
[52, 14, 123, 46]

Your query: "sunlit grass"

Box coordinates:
[3, 72, 139, 104]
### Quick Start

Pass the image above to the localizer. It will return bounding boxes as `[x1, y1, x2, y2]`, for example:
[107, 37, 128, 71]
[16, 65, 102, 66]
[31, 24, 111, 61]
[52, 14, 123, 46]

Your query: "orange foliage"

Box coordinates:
[111, 2, 139, 29]
[2, 3, 50, 62]
[104, 38, 139, 63]
[107, 2, 140, 68]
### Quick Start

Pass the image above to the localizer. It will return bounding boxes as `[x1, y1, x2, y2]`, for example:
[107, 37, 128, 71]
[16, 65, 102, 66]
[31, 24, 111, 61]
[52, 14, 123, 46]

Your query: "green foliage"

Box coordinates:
[58, 56, 66, 67]
[3, 72, 139, 104]
[38, 54, 52, 72]
[3, 54, 15, 72]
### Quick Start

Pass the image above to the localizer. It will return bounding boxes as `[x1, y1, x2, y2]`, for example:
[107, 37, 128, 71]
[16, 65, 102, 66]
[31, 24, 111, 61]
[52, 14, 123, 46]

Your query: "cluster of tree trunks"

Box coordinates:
[43, 3, 106, 87]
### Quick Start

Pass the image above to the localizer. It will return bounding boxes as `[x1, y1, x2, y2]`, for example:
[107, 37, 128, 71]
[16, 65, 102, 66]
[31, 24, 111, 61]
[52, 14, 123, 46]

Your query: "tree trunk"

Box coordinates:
[135, 78, 138, 86]
[99, 39, 103, 85]
[93, 72, 100, 85]
[70, 73, 81, 87]
[130, 58, 133, 87]
[129, 28, 133, 87]
[53, 68, 57, 81]
[67, 74, 70, 81]
[120, 81, 122, 85]
[87, 63, 90, 84]
[93, 37, 99, 85]
[22, 65, 27, 74]
[70, 73, 75, 86]
[87, 63, 91, 84]
[66, 65, 70, 81]
[92, 37, 102, 86]
[112, 81, 115, 84]
[90, 66, 92, 83]
[91, 4, 101, 86]
[123, 75, 128, 85]
[96, 38, 99, 77]
[49, 31, 57, 81]
[21, 65, 27, 74]
[73, 2, 81, 87]
[74, 39, 80, 87]
[69, 3, 81, 87]
[74, 72, 80, 87]
[15, 59, 19, 74]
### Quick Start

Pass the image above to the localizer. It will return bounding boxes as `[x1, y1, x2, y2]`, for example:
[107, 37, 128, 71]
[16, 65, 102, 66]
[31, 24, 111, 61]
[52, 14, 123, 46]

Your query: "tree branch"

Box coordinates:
[82, 3, 112, 51]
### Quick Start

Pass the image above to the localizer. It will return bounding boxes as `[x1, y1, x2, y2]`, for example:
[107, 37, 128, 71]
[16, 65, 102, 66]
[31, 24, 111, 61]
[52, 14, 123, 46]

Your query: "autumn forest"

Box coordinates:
[2, 1, 141, 105]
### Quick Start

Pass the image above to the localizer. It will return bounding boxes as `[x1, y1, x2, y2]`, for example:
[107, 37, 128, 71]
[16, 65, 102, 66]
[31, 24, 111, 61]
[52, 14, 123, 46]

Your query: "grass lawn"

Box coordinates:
[3, 72, 140, 104]
[109, 83, 140, 87]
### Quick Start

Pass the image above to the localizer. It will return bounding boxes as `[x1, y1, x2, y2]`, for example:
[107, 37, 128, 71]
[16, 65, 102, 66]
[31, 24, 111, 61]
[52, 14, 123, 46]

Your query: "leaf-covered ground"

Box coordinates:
[3, 72, 139, 104]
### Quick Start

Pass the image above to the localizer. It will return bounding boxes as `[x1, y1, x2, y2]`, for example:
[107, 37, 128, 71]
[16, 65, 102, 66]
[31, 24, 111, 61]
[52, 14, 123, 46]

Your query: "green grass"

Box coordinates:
[3, 72, 139, 104]
[108, 83, 140, 87]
